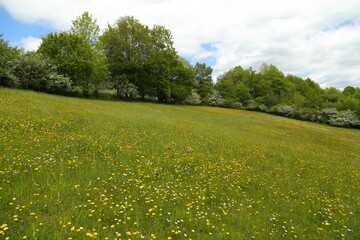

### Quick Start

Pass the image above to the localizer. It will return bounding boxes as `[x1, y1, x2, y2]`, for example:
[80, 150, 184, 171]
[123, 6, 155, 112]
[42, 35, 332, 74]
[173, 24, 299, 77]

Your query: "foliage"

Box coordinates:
[70, 11, 100, 46]
[274, 105, 294, 117]
[10, 52, 72, 94]
[184, 90, 201, 105]
[317, 108, 340, 123]
[70, 12, 110, 92]
[215, 62, 359, 128]
[38, 32, 95, 89]
[114, 80, 139, 99]
[0, 35, 19, 87]
[101, 16, 151, 99]
[298, 108, 318, 121]
[329, 110, 360, 128]
[101, 16, 193, 103]
[317, 108, 360, 128]
[208, 90, 224, 106]
[193, 62, 214, 103]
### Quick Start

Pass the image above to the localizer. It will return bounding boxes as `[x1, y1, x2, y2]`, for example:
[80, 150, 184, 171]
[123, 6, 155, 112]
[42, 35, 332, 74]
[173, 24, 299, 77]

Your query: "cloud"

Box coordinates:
[19, 36, 42, 51]
[1, 0, 360, 88]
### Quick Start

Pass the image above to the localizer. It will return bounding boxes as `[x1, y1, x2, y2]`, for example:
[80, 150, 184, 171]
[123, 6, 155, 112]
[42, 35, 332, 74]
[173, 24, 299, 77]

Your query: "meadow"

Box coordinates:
[0, 88, 359, 239]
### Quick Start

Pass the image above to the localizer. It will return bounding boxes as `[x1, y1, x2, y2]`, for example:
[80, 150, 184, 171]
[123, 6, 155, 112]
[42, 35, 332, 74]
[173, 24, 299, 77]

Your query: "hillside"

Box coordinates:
[0, 88, 359, 239]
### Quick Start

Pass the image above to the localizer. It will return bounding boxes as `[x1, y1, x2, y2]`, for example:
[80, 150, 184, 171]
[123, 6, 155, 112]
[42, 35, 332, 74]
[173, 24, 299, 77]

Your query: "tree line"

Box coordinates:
[1, 12, 359, 128]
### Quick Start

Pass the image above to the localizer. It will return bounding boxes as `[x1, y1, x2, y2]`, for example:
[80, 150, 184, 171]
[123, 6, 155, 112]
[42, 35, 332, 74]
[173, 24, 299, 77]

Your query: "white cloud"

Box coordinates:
[1, 0, 360, 88]
[19, 36, 42, 51]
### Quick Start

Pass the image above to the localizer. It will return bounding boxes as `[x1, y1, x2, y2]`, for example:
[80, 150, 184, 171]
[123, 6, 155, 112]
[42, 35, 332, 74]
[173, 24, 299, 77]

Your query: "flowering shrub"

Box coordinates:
[185, 90, 201, 105]
[328, 110, 360, 128]
[317, 108, 339, 123]
[231, 102, 244, 109]
[274, 105, 293, 117]
[208, 91, 224, 106]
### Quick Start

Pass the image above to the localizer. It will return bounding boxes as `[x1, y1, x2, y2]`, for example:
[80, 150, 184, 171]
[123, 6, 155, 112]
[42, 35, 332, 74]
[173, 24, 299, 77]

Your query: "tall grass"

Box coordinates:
[0, 88, 359, 239]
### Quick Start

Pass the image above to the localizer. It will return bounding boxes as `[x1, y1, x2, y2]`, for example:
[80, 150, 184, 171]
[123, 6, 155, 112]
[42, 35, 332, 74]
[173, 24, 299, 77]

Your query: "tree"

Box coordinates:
[216, 66, 244, 102]
[38, 32, 95, 90]
[101, 16, 193, 102]
[194, 62, 213, 103]
[343, 86, 356, 96]
[70, 12, 109, 93]
[262, 64, 285, 96]
[148, 24, 176, 102]
[0, 34, 19, 87]
[101, 16, 151, 99]
[324, 87, 342, 104]
[70, 11, 100, 46]
[169, 57, 194, 103]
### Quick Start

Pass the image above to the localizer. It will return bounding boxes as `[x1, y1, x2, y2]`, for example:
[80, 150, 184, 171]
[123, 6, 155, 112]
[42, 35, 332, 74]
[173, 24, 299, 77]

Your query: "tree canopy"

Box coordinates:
[101, 16, 193, 102]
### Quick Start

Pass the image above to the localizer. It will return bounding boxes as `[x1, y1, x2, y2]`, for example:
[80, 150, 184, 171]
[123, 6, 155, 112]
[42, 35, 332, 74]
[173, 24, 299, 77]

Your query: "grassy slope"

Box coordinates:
[0, 88, 359, 239]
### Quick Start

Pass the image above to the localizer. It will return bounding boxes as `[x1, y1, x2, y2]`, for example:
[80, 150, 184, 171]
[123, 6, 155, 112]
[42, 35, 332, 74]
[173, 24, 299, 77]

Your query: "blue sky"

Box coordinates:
[1, 0, 359, 88]
[0, 8, 53, 46]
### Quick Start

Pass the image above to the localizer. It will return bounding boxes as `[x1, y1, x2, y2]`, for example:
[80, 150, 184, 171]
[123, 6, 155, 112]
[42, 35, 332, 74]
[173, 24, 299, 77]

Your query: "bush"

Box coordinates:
[328, 110, 360, 128]
[47, 73, 72, 95]
[208, 90, 224, 106]
[231, 102, 244, 109]
[115, 81, 139, 99]
[317, 108, 339, 123]
[245, 100, 257, 110]
[185, 90, 201, 105]
[10, 52, 72, 95]
[292, 109, 301, 119]
[274, 105, 293, 117]
[299, 108, 317, 121]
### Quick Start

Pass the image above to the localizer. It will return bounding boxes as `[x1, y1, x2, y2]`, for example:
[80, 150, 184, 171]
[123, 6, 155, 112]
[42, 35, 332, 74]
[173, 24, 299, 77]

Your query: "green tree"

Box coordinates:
[235, 81, 252, 102]
[194, 62, 213, 103]
[169, 57, 194, 103]
[101, 16, 151, 99]
[149, 24, 177, 102]
[215, 66, 255, 104]
[0, 34, 19, 86]
[262, 64, 285, 96]
[70, 12, 109, 93]
[101, 16, 192, 103]
[343, 86, 356, 96]
[324, 87, 342, 104]
[216, 66, 245, 102]
[70, 11, 100, 46]
[38, 32, 95, 90]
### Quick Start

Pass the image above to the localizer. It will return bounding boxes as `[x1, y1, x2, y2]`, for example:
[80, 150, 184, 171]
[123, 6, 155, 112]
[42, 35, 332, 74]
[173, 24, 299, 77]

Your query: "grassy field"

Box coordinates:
[0, 88, 359, 239]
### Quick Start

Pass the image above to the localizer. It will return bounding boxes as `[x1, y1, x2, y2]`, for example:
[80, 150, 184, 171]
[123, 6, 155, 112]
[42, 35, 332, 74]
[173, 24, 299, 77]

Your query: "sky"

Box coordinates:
[0, 0, 359, 89]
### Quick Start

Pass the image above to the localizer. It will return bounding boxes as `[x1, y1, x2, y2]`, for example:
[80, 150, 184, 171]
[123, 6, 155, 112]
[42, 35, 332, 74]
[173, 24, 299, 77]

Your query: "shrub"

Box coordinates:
[47, 73, 72, 95]
[245, 100, 257, 110]
[10, 52, 73, 95]
[292, 109, 302, 119]
[185, 90, 201, 105]
[257, 104, 268, 112]
[231, 102, 244, 109]
[208, 90, 224, 106]
[328, 110, 360, 128]
[274, 105, 293, 117]
[115, 81, 139, 99]
[317, 108, 339, 123]
[299, 108, 317, 121]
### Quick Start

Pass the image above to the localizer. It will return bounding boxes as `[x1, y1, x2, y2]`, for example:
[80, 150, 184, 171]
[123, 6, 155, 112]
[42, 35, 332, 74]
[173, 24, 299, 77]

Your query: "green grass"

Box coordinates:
[0, 88, 359, 239]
